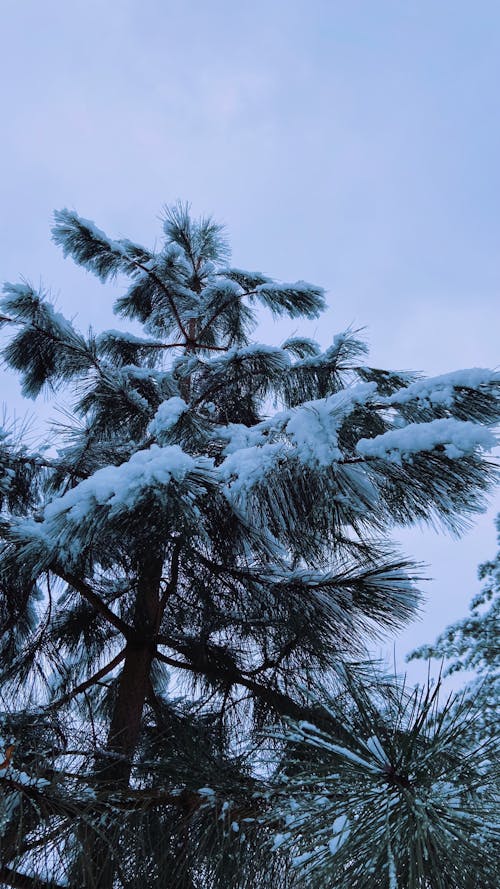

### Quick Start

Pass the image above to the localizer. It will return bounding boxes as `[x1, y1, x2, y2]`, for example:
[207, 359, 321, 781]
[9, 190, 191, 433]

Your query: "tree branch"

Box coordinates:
[131, 259, 189, 340]
[142, 341, 228, 351]
[22, 320, 105, 377]
[191, 342, 229, 352]
[51, 569, 132, 639]
[47, 649, 126, 712]
[156, 540, 182, 631]
[154, 643, 309, 721]
[0, 866, 66, 889]
[198, 289, 259, 341]
[10, 451, 87, 479]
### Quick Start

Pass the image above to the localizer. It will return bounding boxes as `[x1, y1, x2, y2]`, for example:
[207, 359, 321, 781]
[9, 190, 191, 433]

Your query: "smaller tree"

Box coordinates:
[263, 522, 500, 889]
[409, 513, 500, 743]
[264, 666, 499, 889]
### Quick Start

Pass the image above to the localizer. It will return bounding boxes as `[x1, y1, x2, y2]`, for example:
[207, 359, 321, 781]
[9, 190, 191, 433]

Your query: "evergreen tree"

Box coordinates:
[0, 204, 498, 888]
[264, 665, 499, 889]
[409, 513, 500, 744]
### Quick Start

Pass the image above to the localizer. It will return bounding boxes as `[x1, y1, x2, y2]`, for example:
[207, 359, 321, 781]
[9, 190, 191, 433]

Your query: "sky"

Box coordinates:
[1, 1, 499, 684]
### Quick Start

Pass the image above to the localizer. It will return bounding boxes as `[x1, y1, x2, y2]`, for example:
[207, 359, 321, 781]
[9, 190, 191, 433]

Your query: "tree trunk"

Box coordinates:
[77, 556, 164, 888]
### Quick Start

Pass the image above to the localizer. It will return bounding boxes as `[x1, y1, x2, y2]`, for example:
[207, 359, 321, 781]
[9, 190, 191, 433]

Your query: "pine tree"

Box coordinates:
[264, 663, 499, 889]
[0, 204, 498, 888]
[409, 512, 500, 745]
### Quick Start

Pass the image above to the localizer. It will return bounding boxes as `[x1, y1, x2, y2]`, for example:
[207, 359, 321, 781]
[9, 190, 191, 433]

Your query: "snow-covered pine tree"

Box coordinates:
[263, 662, 499, 889]
[270, 518, 500, 889]
[0, 204, 499, 888]
[409, 512, 500, 745]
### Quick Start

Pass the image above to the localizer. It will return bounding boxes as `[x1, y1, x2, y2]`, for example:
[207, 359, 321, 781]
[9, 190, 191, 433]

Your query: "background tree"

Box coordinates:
[269, 516, 500, 889]
[263, 663, 499, 889]
[0, 205, 498, 888]
[408, 512, 500, 745]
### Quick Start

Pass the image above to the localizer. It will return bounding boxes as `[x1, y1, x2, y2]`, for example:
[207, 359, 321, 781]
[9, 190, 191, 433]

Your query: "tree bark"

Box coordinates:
[78, 555, 164, 888]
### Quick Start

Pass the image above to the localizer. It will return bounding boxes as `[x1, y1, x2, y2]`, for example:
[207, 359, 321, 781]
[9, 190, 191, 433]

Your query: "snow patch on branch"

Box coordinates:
[97, 329, 162, 346]
[328, 814, 350, 855]
[285, 383, 377, 467]
[148, 397, 188, 441]
[44, 444, 199, 523]
[220, 383, 378, 469]
[220, 443, 283, 500]
[356, 418, 497, 463]
[204, 343, 291, 372]
[384, 368, 500, 407]
[220, 423, 269, 455]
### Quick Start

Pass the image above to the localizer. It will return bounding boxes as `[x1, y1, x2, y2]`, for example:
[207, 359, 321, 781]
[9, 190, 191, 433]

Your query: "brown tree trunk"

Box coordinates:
[78, 555, 164, 888]
[102, 555, 163, 779]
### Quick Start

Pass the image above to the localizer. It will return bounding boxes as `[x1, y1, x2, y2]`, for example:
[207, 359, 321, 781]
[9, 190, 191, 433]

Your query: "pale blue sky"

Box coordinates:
[1, 1, 499, 680]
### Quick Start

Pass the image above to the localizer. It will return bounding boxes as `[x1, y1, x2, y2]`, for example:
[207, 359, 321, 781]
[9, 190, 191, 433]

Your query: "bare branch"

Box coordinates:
[51, 569, 132, 639]
[154, 644, 308, 721]
[47, 649, 127, 712]
[0, 866, 66, 889]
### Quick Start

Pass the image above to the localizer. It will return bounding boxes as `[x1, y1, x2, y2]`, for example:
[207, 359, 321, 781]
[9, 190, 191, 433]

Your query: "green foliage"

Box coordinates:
[266, 668, 499, 889]
[409, 513, 500, 744]
[0, 205, 498, 887]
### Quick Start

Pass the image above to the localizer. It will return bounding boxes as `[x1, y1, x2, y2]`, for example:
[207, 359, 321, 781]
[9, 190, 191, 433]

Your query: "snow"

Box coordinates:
[285, 383, 377, 467]
[1, 283, 77, 336]
[201, 278, 241, 303]
[216, 384, 384, 511]
[60, 211, 131, 259]
[254, 281, 326, 318]
[1, 281, 40, 304]
[387, 841, 398, 889]
[256, 281, 321, 295]
[356, 418, 497, 463]
[97, 329, 162, 346]
[220, 443, 283, 499]
[296, 723, 382, 772]
[328, 814, 350, 854]
[220, 383, 377, 472]
[281, 336, 321, 357]
[120, 365, 166, 383]
[7, 770, 50, 788]
[292, 852, 314, 867]
[16, 517, 50, 545]
[220, 423, 268, 455]
[385, 369, 500, 407]
[220, 267, 272, 285]
[43, 444, 201, 523]
[204, 343, 291, 372]
[364, 735, 389, 766]
[272, 832, 291, 850]
[285, 401, 342, 465]
[298, 721, 320, 733]
[148, 397, 188, 440]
